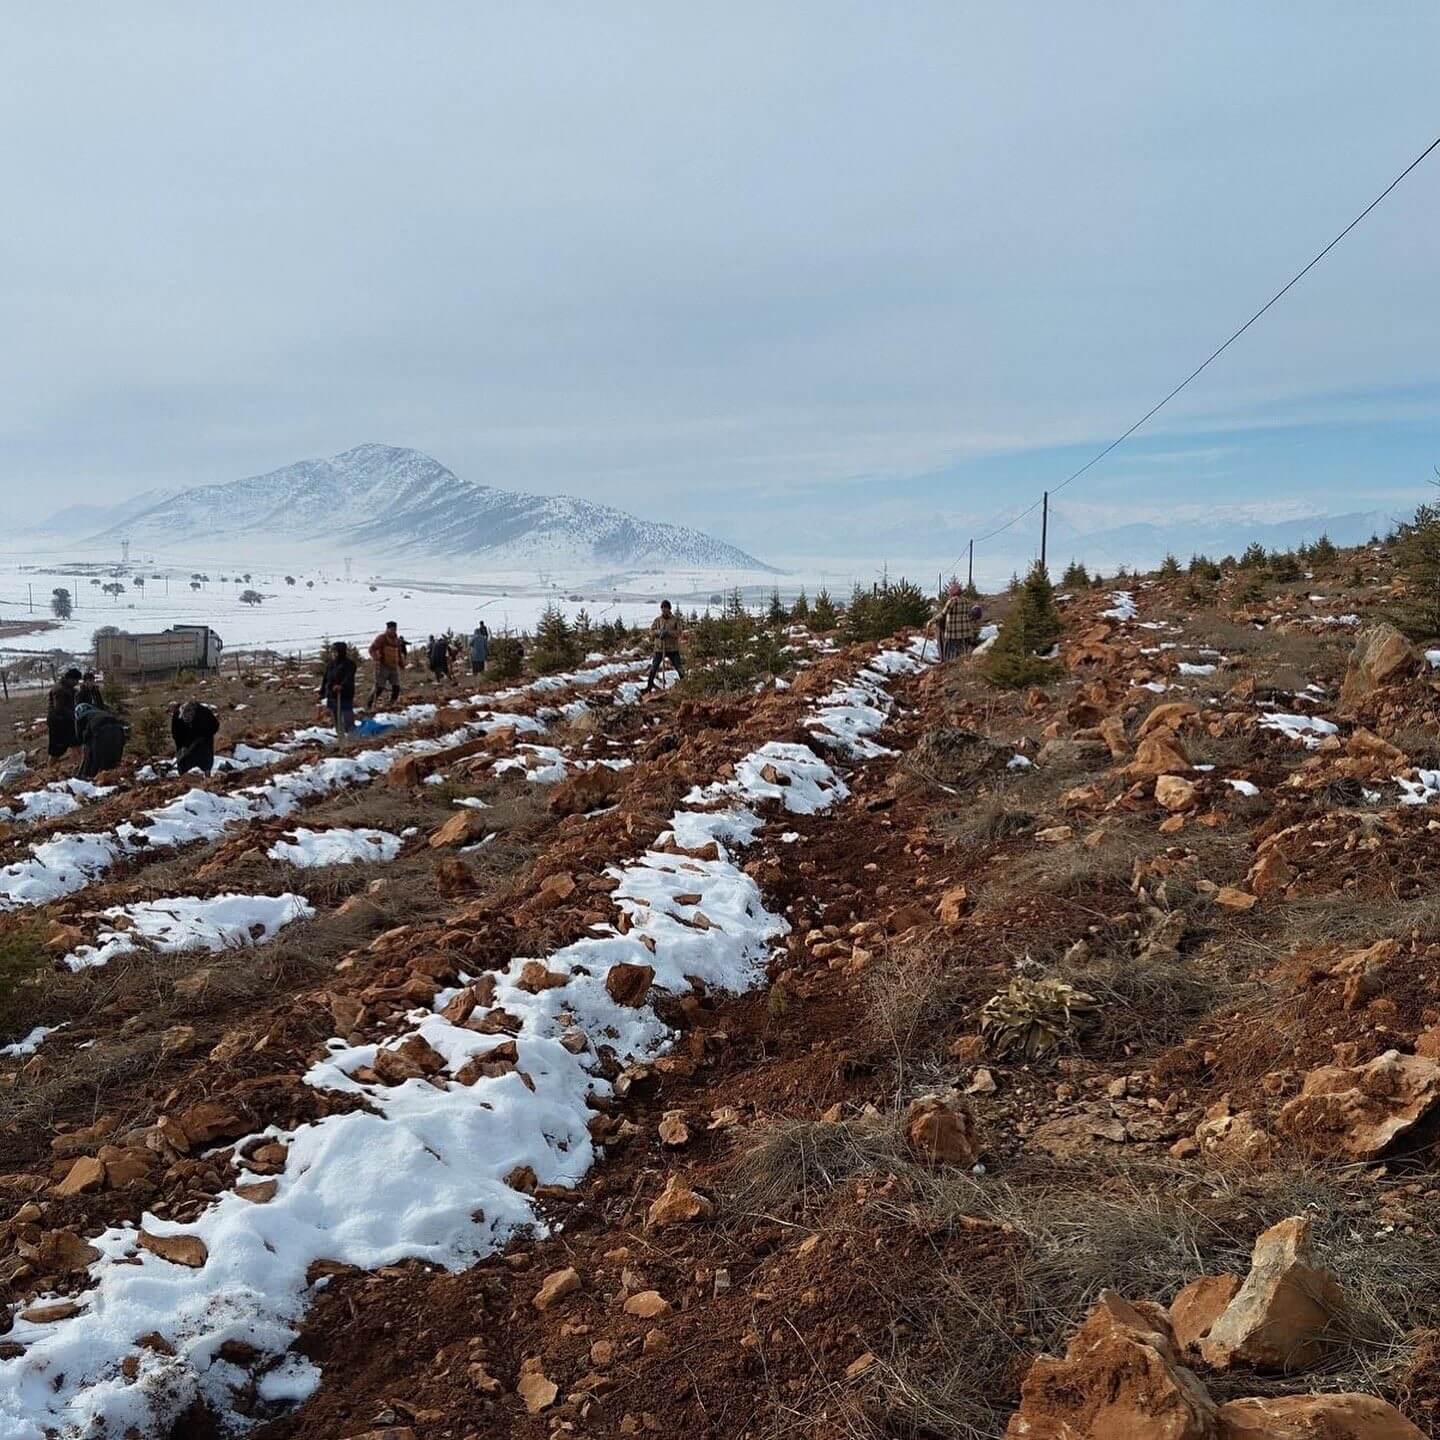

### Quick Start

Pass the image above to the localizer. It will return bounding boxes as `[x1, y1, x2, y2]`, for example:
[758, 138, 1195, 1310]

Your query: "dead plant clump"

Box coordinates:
[904, 728, 1012, 792]
[937, 788, 1037, 851]
[857, 936, 985, 1079]
[1270, 888, 1440, 950]
[976, 830, 1143, 910]
[1053, 941, 1248, 1054]
[1389, 723, 1440, 770]
[727, 1112, 910, 1220]
[1182, 729, 1259, 770]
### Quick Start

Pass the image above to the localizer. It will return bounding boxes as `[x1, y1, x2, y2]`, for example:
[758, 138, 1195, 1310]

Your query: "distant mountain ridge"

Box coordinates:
[46, 445, 772, 571]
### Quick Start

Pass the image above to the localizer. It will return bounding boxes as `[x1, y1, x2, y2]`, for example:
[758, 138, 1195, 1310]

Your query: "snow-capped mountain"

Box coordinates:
[59, 445, 771, 571]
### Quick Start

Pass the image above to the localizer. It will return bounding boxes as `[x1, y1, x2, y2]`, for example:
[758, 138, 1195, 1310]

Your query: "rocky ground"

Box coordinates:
[5, 557, 1440, 1440]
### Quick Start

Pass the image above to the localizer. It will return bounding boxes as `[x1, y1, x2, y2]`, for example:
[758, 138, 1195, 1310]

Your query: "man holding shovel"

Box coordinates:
[644, 600, 685, 693]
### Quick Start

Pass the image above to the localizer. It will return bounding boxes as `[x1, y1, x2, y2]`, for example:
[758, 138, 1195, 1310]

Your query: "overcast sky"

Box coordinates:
[1, 3, 1437, 569]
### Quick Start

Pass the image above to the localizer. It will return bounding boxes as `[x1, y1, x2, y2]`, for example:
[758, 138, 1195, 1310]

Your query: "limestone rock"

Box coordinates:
[936, 885, 969, 925]
[1194, 1105, 1273, 1171]
[516, 961, 569, 993]
[606, 962, 654, 1008]
[526, 871, 578, 914]
[517, 1356, 558, 1413]
[533, 1266, 581, 1312]
[624, 1289, 671, 1319]
[549, 765, 625, 817]
[1246, 850, 1295, 899]
[52, 1156, 106, 1196]
[1169, 1275, 1241, 1357]
[1200, 1217, 1343, 1373]
[904, 1095, 980, 1167]
[138, 1230, 209, 1268]
[428, 810, 489, 848]
[1214, 887, 1258, 912]
[1127, 731, 1191, 778]
[1138, 702, 1202, 739]
[1276, 1050, 1440, 1160]
[647, 1174, 714, 1228]
[1156, 774, 1199, 812]
[1217, 1393, 1424, 1439]
[1004, 1290, 1218, 1439]
[1339, 623, 1419, 710]
[177, 1102, 245, 1146]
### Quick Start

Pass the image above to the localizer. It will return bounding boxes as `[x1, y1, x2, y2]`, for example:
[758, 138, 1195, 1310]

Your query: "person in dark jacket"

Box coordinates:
[427, 634, 450, 682]
[46, 669, 82, 760]
[74, 702, 128, 780]
[170, 700, 220, 775]
[75, 672, 104, 708]
[470, 622, 489, 675]
[320, 641, 357, 740]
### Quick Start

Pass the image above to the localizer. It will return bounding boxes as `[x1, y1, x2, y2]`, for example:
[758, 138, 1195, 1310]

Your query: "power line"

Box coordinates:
[956, 129, 1440, 570]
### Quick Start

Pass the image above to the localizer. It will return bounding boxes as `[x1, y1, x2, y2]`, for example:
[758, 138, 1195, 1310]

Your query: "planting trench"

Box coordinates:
[0, 642, 924, 1438]
[0, 659, 654, 917]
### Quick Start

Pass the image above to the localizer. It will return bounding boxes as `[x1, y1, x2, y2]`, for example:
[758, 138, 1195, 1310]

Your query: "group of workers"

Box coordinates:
[314, 620, 493, 739]
[44, 668, 220, 780]
[39, 590, 981, 778]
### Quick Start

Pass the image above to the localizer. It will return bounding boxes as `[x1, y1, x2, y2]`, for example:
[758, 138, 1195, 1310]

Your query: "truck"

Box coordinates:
[95, 625, 224, 680]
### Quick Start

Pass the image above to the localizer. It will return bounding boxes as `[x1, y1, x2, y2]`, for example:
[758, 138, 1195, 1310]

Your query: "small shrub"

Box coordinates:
[489, 634, 524, 680]
[808, 588, 839, 632]
[132, 705, 170, 759]
[530, 604, 580, 675]
[102, 679, 130, 715]
[844, 578, 931, 643]
[982, 561, 1061, 690]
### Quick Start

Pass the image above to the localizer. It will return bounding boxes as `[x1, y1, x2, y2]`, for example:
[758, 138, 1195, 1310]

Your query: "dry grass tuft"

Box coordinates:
[1055, 944, 1248, 1054]
[727, 1113, 908, 1219]
[749, 1150, 1440, 1437]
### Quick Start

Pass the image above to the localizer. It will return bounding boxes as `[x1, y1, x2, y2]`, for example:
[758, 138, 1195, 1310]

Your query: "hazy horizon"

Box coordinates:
[2, 4, 1437, 575]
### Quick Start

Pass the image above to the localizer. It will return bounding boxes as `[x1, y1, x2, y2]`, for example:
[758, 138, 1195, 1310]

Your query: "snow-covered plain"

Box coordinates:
[0, 644, 925, 1438]
[0, 555, 782, 664]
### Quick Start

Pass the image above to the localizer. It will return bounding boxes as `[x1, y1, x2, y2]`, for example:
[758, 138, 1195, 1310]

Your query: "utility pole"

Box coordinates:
[1039, 491, 1049, 573]
[967, 539, 974, 592]
[27, 584, 32, 613]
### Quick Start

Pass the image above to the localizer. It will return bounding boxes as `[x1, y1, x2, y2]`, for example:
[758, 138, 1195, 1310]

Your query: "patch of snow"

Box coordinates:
[1177, 662, 1217, 677]
[1101, 592, 1137, 621]
[1258, 712, 1339, 749]
[1, 1024, 64, 1059]
[0, 778, 113, 825]
[266, 828, 402, 868]
[1225, 779, 1260, 797]
[63, 893, 315, 972]
[1398, 770, 1440, 806]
